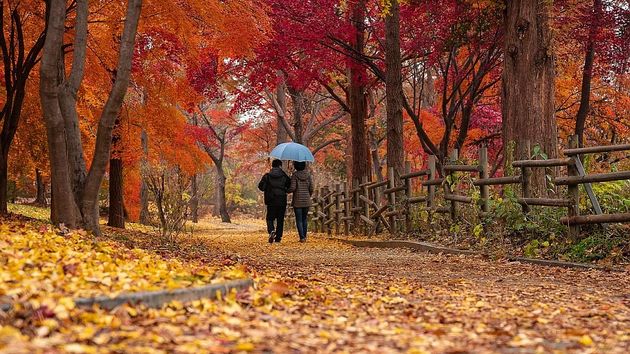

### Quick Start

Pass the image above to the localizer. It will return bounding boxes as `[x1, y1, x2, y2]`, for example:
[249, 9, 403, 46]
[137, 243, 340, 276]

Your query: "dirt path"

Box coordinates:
[187, 219, 629, 353]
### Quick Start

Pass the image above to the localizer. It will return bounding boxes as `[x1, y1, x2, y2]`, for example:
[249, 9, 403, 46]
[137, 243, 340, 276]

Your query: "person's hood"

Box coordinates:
[269, 167, 287, 178]
[294, 170, 310, 180]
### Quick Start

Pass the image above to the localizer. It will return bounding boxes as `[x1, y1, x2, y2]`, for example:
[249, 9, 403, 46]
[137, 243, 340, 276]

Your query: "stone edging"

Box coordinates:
[1, 278, 253, 313]
[332, 238, 623, 272]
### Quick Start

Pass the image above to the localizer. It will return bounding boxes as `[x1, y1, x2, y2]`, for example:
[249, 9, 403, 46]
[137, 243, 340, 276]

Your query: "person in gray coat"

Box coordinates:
[288, 161, 313, 242]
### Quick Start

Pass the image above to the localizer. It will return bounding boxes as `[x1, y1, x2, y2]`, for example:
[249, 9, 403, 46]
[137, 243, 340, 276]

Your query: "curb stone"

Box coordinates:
[0, 278, 253, 313]
[331, 238, 623, 272]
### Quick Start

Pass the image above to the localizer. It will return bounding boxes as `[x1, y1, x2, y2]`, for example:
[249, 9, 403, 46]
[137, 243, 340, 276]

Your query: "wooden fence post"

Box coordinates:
[313, 189, 319, 233]
[353, 178, 360, 235]
[325, 186, 332, 236]
[567, 135, 580, 239]
[320, 187, 326, 233]
[404, 161, 412, 233]
[520, 140, 531, 214]
[335, 183, 341, 235]
[479, 146, 489, 214]
[361, 176, 370, 236]
[427, 155, 436, 222]
[343, 182, 350, 236]
[448, 150, 458, 221]
[388, 167, 397, 234]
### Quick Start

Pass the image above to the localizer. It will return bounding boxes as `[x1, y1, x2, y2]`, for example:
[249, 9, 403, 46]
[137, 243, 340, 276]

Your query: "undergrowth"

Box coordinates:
[406, 180, 630, 265]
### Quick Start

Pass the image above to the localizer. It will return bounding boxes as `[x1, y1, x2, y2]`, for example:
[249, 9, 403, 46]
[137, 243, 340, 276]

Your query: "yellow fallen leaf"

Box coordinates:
[63, 343, 97, 353]
[235, 342, 255, 352]
[578, 335, 593, 346]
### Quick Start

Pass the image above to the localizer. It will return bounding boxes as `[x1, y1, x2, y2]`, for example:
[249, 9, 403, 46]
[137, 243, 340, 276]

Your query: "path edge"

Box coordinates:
[331, 238, 623, 272]
[1, 278, 254, 313]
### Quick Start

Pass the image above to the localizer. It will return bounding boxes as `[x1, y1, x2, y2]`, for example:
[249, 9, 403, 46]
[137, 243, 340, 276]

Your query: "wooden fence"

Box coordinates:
[309, 136, 630, 238]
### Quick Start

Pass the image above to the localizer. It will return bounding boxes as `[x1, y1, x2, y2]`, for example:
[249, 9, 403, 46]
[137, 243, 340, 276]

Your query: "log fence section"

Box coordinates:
[307, 136, 629, 238]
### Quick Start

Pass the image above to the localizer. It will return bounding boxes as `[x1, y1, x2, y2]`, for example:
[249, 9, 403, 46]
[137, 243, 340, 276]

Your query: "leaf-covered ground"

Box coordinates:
[1, 215, 629, 353]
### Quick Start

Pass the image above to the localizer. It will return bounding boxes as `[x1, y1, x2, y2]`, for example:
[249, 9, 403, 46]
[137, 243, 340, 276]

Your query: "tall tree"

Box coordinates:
[191, 106, 248, 224]
[574, 0, 602, 147]
[39, 0, 142, 234]
[348, 0, 371, 182]
[107, 120, 125, 228]
[384, 0, 404, 176]
[0, 1, 47, 214]
[502, 0, 558, 196]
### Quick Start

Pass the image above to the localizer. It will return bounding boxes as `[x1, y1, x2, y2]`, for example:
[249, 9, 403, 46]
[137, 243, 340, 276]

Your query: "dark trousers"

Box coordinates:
[266, 205, 286, 241]
[294, 207, 309, 240]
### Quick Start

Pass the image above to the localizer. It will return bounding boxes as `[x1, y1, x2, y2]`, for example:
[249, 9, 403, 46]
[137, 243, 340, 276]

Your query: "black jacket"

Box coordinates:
[258, 167, 291, 206]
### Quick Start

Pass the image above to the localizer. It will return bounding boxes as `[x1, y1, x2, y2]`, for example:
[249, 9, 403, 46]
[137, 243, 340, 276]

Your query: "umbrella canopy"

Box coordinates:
[270, 142, 315, 162]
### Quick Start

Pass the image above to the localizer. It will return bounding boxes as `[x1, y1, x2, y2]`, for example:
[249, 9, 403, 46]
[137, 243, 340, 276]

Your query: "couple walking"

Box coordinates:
[258, 159, 313, 243]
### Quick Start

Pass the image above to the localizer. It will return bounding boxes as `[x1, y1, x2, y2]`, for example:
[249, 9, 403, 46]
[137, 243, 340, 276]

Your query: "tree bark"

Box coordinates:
[40, 0, 77, 227]
[107, 121, 125, 228]
[575, 0, 601, 148]
[369, 128, 383, 182]
[215, 163, 231, 223]
[275, 71, 289, 145]
[57, 0, 88, 206]
[348, 0, 371, 182]
[384, 0, 404, 178]
[107, 154, 125, 228]
[502, 0, 558, 196]
[190, 174, 199, 223]
[139, 129, 150, 224]
[35, 169, 47, 205]
[0, 153, 7, 213]
[288, 86, 304, 144]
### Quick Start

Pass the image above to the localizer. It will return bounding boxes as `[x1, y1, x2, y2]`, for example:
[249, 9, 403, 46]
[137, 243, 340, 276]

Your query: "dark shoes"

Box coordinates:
[270, 230, 303, 243]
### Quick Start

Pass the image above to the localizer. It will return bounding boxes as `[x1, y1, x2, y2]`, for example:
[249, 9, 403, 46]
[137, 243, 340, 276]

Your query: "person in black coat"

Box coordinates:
[258, 159, 291, 243]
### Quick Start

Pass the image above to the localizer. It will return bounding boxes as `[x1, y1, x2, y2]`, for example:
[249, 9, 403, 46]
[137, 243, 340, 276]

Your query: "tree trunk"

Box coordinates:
[79, 0, 142, 234]
[502, 0, 558, 196]
[422, 67, 436, 108]
[0, 152, 7, 214]
[35, 169, 47, 205]
[288, 86, 304, 144]
[40, 0, 78, 228]
[139, 129, 150, 224]
[40, 0, 142, 234]
[0, 2, 48, 215]
[575, 0, 601, 148]
[107, 120, 125, 228]
[190, 174, 199, 223]
[154, 176, 167, 236]
[276, 72, 289, 145]
[215, 163, 231, 223]
[369, 128, 383, 182]
[107, 155, 125, 228]
[348, 0, 371, 182]
[384, 0, 404, 178]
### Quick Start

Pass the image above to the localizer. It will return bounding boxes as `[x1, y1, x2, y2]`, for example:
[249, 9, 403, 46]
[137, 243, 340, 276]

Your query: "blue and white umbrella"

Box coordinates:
[270, 142, 315, 162]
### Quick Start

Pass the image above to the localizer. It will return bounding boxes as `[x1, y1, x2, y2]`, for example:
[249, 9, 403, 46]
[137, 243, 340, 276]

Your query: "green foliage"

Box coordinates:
[531, 144, 548, 160]
[523, 239, 550, 258]
[567, 231, 628, 263]
[586, 181, 630, 214]
[490, 186, 566, 237]
[226, 181, 257, 212]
